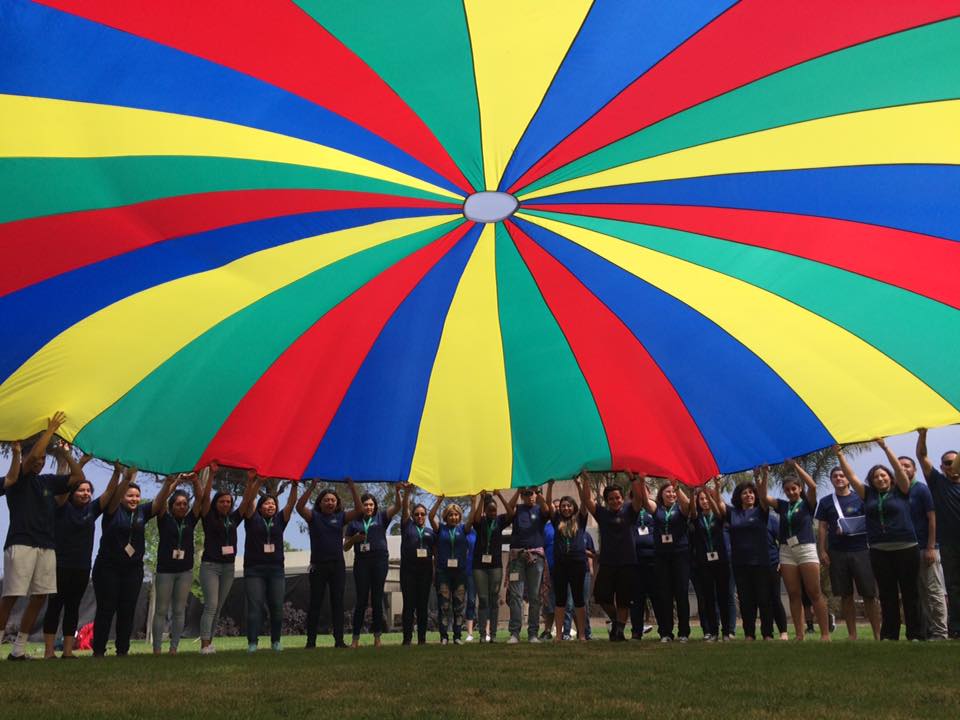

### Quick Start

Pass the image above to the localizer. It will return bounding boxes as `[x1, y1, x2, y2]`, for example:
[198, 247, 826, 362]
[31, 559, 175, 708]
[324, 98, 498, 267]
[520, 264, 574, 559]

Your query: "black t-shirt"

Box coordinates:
[594, 504, 639, 566]
[473, 515, 508, 569]
[400, 518, 435, 564]
[691, 512, 727, 565]
[509, 505, 549, 549]
[927, 469, 960, 544]
[97, 501, 156, 567]
[201, 510, 242, 564]
[54, 497, 103, 569]
[243, 512, 288, 568]
[4, 472, 71, 549]
[156, 512, 199, 574]
[346, 510, 390, 561]
[551, 513, 589, 562]
[653, 503, 689, 553]
[309, 510, 347, 565]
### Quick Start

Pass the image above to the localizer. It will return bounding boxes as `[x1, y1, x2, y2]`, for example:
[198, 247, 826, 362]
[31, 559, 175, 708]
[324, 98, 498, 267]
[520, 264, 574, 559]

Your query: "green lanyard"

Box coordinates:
[448, 525, 459, 555]
[639, 508, 648, 529]
[877, 492, 889, 529]
[786, 500, 803, 537]
[222, 514, 234, 543]
[263, 515, 274, 540]
[415, 524, 427, 548]
[175, 518, 188, 549]
[663, 504, 677, 530]
[485, 519, 497, 553]
[701, 513, 715, 553]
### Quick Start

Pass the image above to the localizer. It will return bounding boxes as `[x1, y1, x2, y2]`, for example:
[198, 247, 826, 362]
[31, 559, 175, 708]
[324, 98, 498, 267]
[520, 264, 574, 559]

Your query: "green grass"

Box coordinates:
[5, 630, 960, 719]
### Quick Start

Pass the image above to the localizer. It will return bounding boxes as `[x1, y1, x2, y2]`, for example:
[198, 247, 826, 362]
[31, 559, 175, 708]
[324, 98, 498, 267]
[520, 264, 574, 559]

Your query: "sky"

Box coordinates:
[2, 425, 958, 573]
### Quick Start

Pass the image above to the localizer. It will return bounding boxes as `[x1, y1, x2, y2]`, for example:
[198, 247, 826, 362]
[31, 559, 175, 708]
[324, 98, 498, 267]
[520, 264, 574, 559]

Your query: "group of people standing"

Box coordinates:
[2, 413, 959, 658]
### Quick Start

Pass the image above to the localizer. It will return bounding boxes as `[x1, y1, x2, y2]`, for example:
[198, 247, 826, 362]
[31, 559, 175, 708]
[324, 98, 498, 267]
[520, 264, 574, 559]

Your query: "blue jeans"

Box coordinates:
[199, 561, 235, 641]
[564, 571, 593, 638]
[436, 568, 466, 640]
[474, 567, 502, 639]
[152, 569, 193, 652]
[244, 565, 284, 645]
[507, 553, 545, 638]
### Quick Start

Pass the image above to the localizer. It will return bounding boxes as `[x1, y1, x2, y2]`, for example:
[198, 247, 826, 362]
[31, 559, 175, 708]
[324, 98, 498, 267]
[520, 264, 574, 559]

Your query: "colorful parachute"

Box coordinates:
[1, 1, 959, 494]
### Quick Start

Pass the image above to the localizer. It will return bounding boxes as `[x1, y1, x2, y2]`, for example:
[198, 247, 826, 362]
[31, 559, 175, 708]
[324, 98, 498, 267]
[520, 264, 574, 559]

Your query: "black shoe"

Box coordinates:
[7, 653, 28, 662]
[334, 641, 348, 648]
[304, 641, 316, 649]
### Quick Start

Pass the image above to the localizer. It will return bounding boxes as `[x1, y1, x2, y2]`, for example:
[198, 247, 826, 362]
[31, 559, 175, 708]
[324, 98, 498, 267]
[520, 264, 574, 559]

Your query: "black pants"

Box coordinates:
[733, 564, 773, 639]
[630, 559, 655, 636]
[871, 547, 922, 640]
[92, 560, 143, 656]
[552, 557, 587, 608]
[693, 560, 730, 637]
[400, 559, 433, 643]
[306, 560, 345, 646]
[43, 566, 90, 637]
[770, 569, 788, 633]
[654, 552, 690, 639]
[352, 556, 388, 637]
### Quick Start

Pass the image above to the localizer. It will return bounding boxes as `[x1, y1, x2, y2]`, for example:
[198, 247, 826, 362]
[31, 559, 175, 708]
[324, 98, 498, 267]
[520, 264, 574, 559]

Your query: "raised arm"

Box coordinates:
[186, 472, 204, 518]
[832, 446, 864, 499]
[916, 428, 935, 479]
[4, 441, 21, 489]
[385, 483, 402, 521]
[152, 474, 178, 517]
[51, 441, 85, 489]
[500, 489, 519, 521]
[237, 470, 262, 519]
[544, 481, 554, 518]
[344, 478, 363, 523]
[297, 480, 318, 523]
[200, 462, 217, 517]
[282, 481, 298, 523]
[428, 494, 444, 532]
[97, 461, 123, 511]
[786, 459, 817, 505]
[639, 478, 656, 514]
[756, 466, 776, 512]
[629, 473, 646, 513]
[876, 437, 910, 495]
[674, 480, 690, 514]
[22, 411, 66, 478]
[705, 477, 725, 518]
[577, 473, 596, 516]
[465, 490, 483, 528]
[107, 466, 137, 515]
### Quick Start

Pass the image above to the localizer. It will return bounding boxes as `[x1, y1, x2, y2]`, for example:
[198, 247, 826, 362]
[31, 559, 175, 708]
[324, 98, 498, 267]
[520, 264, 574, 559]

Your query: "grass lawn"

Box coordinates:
[4, 628, 960, 719]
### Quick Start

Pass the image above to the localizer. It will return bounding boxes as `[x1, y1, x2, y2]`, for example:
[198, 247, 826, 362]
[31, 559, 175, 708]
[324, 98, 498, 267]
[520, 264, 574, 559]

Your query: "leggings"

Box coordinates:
[307, 560, 346, 646]
[654, 551, 691, 639]
[352, 556, 388, 638]
[244, 565, 285, 645]
[400, 560, 433, 643]
[474, 567, 503, 638]
[694, 560, 730, 637]
[630, 560, 655, 636]
[770, 568, 788, 633]
[552, 557, 587, 608]
[871, 546, 922, 640]
[92, 560, 143, 656]
[436, 567, 467, 640]
[152, 569, 193, 651]
[199, 561, 235, 641]
[733, 564, 774, 639]
[42, 566, 89, 637]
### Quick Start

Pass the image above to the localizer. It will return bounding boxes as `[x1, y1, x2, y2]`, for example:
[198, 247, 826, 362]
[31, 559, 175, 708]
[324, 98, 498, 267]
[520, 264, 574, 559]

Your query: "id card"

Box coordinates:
[661, 533, 673, 544]
[263, 543, 275, 553]
[172, 549, 185, 560]
[509, 572, 520, 582]
[447, 559, 459, 568]
[637, 526, 650, 536]
[360, 542, 371, 553]
[481, 554, 493, 564]
[221, 545, 235, 556]
[124, 543, 136, 557]
[786, 536, 799, 547]
[416, 548, 428, 558]
[706, 551, 719, 562]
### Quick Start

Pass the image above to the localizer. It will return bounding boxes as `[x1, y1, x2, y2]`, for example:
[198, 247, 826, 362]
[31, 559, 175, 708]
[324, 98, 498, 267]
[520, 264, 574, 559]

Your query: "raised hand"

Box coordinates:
[47, 411, 67, 433]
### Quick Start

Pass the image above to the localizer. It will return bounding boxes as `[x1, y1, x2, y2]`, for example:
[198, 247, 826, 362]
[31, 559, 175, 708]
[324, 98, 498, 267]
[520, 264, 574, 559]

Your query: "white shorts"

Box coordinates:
[779, 542, 819, 567]
[2, 545, 57, 596]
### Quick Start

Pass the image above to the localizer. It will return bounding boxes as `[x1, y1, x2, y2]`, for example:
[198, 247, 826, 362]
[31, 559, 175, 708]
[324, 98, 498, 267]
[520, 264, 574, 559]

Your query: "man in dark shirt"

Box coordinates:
[917, 429, 960, 638]
[0, 412, 85, 659]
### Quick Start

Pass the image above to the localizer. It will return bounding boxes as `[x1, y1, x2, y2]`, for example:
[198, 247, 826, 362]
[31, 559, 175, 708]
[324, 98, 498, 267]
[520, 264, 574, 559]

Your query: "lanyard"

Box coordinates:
[448, 525, 458, 555]
[701, 513, 715, 553]
[222, 513, 234, 542]
[175, 518, 188, 549]
[786, 500, 803, 537]
[263, 515, 274, 540]
[663, 503, 677, 530]
[485, 518, 497, 553]
[415, 524, 427, 548]
[877, 491, 889, 529]
[362, 516, 375, 536]
[126, 506, 138, 545]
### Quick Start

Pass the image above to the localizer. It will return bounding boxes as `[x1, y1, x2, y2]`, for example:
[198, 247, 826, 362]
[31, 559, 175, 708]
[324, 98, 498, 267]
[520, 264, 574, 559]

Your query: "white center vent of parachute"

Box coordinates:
[463, 191, 519, 223]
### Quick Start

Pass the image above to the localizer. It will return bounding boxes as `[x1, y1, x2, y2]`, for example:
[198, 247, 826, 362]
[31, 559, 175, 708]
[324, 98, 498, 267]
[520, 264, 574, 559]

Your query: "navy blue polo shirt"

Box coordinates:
[775, 496, 816, 545]
[97, 501, 156, 566]
[156, 512, 198, 573]
[908, 481, 936, 549]
[436, 523, 469, 568]
[473, 515, 508, 569]
[400, 518, 435, 564]
[926, 469, 960, 544]
[725, 506, 768, 567]
[509, 505, 548, 549]
[594, 504, 638, 566]
[864, 486, 916, 545]
[551, 513, 589, 562]
[243, 511, 288, 568]
[346, 510, 390, 560]
[4, 472, 71, 549]
[815, 493, 868, 553]
[54, 497, 103, 569]
[691, 511, 727, 564]
[202, 510, 242, 563]
[633, 508, 655, 561]
[653, 503, 689, 553]
[309, 510, 347, 565]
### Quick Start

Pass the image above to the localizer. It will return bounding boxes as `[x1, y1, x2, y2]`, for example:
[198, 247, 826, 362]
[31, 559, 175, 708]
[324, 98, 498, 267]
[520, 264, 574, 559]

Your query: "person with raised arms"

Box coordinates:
[916, 429, 960, 638]
[472, 491, 510, 643]
[298, 477, 362, 649]
[345, 484, 401, 648]
[580, 472, 646, 642]
[241, 474, 298, 652]
[42, 454, 115, 659]
[629, 482, 656, 641]
[151, 472, 203, 655]
[690, 481, 729, 642]
[430, 495, 479, 645]
[835, 440, 921, 640]
[547, 479, 590, 642]
[91, 466, 166, 657]
[399, 483, 440, 645]
[504, 485, 550, 644]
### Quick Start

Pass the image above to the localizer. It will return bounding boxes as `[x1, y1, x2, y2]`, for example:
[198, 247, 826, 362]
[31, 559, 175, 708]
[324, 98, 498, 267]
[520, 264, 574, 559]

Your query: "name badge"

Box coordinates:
[706, 551, 719, 562]
[124, 543, 136, 557]
[221, 545, 235, 556]
[786, 536, 799, 547]
[481, 554, 493, 564]
[416, 548, 428, 558]
[509, 572, 520, 582]
[661, 533, 673, 544]
[172, 549, 185, 560]
[263, 543, 275, 553]
[447, 559, 459, 568]
[637, 527, 650, 536]
[360, 542, 371, 553]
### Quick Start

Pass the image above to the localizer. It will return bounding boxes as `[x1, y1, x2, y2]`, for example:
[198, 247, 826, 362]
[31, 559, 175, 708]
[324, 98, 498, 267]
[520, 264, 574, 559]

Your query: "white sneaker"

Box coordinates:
[659, 636, 672, 643]
[465, 634, 474, 642]
[484, 634, 491, 643]
[200, 645, 216, 655]
[528, 636, 540, 644]
[678, 637, 688, 644]
[507, 635, 519, 644]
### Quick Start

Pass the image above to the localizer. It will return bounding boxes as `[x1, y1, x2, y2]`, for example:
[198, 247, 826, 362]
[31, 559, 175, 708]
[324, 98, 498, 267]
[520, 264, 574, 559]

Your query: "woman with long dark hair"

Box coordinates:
[548, 479, 590, 642]
[689, 481, 729, 642]
[640, 479, 691, 642]
[398, 483, 441, 645]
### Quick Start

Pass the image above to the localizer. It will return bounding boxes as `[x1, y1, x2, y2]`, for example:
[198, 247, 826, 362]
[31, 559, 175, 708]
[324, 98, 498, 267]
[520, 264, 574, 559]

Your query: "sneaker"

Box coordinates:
[703, 634, 716, 642]
[453, 638, 463, 645]
[8, 653, 28, 662]
[678, 637, 689, 644]
[659, 636, 672, 643]
[484, 634, 491, 643]
[538, 631, 552, 641]
[562, 634, 572, 641]
[271, 641, 282, 653]
[528, 635, 541, 644]
[642, 624, 654, 635]
[440, 638, 449, 645]
[507, 635, 520, 644]
[724, 633, 737, 641]
[247, 644, 258, 653]
[200, 645, 216, 655]
[465, 634, 474, 643]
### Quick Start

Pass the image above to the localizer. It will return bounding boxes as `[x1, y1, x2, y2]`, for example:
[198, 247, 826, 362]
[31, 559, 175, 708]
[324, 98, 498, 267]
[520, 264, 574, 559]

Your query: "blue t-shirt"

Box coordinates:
[864, 486, 916, 545]
[346, 510, 391, 560]
[634, 508, 655, 561]
[399, 518, 435, 564]
[814, 492, 868, 553]
[766, 513, 781, 566]
[466, 528, 476, 568]
[435, 523, 469, 569]
[97, 501, 156, 566]
[156, 512, 198, 574]
[691, 511, 727, 564]
[908, 481, 936, 549]
[725, 506, 768, 567]
[927, 469, 960, 544]
[309, 510, 347, 565]
[243, 511, 288, 568]
[473, 515, 508, 569]
[775, 496, 816, 545]
[653, 503, 689, 553]
[202, 509, 242, 564]
[594, 504, 638, 566]
[4, 472, 71, 550]
[551, 513, 589, 562]
[54, 497, 103, 570]
[509, 505, 548, 549]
